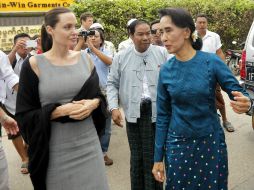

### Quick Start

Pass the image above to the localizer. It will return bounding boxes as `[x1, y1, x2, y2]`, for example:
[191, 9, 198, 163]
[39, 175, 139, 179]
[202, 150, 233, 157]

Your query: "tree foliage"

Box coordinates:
[71, 0, 254, 50]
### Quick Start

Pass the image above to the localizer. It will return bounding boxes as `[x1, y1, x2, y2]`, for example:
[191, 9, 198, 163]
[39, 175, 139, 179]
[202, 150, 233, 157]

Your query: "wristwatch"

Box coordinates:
[246, 98, 254, 116]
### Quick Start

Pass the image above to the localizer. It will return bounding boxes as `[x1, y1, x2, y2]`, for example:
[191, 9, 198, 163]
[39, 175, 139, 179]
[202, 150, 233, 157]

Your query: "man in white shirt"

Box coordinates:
[196, 13, 235, 132]
[0, 50, 19, 190]
[4, 33, 31, 174]
[118, 18, 137, 52]
[79, 12, 94, 32]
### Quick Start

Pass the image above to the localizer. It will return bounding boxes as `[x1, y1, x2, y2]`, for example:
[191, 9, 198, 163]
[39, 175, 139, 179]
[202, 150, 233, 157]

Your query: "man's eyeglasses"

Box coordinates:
[151, 29, 158, 35]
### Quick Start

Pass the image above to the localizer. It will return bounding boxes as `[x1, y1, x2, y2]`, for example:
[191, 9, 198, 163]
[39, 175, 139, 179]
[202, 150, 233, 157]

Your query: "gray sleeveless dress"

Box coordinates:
[35, 52, 109, 190]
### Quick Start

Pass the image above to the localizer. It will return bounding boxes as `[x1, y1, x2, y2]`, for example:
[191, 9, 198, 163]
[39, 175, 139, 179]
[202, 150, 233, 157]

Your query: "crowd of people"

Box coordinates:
[0, 6, 252, 190]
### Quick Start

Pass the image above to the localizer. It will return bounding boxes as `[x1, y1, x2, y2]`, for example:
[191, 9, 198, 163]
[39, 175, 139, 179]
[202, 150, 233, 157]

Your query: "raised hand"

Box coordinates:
[14, 39, 27, 51]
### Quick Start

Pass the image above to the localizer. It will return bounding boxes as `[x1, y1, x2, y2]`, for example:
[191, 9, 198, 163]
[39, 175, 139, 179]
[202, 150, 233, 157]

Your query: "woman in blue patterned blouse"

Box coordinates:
[152, 8, 251, 190]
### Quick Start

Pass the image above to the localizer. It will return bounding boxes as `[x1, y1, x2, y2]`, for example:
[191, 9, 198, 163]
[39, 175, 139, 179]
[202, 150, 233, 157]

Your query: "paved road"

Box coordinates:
[2, 91, 254, 190]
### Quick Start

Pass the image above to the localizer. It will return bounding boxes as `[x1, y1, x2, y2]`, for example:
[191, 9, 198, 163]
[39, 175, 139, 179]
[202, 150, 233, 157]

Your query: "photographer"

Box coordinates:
[86, 29, 113, 165]
[8, 33, 31, 67]
[90, 23, 116, 57]
[76, 28, 114, 165]
[74, 29, 112, 64]
[75, 23, 116, 57]
[73, 30, 94, 50]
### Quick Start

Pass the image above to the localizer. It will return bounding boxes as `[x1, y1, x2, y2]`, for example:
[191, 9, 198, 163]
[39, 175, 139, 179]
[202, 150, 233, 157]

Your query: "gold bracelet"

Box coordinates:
[0, 114, 8, 125]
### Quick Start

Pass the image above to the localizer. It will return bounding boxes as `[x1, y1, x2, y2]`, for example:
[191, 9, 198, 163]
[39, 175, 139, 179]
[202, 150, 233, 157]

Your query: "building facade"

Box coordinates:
[0, 0, 74, 52]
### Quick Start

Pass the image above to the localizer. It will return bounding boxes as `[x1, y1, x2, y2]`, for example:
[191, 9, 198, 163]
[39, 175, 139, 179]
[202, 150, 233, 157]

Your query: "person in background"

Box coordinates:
[107, 19, 169, 190]
[4, 33, 30, 174]
[84, 28, 114, 165]
[8, 33, 31, 67]
[15, 7, 109, 190]
[79, 12, 94, 32]
[75, 13, 94, 51]
[150, 20, 163, 46]
[30, 35, 43, 55]
[35, 35, 43, 54]
[0, 49, 19, 190]
[152, 8, 251, 190]
[118, 18, 137, 52]
[90, 23, 117, 57]
[196, 13, 235, 132]
[75, 24, 115, 165]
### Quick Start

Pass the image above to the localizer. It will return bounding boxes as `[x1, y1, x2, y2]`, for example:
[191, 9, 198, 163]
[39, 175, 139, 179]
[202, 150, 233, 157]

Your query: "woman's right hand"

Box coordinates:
[51, 103, 83, 120]
[69, 99, 100, 120]
[152, 162, 165, 182]
[61, 103, 83, 116]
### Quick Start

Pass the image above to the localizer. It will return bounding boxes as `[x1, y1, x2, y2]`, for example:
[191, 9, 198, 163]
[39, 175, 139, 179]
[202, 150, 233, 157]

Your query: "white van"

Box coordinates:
[240, 20, 254, 99]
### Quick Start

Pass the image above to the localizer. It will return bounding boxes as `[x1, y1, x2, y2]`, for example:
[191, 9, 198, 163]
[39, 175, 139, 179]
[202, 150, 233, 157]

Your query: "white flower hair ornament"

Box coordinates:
[191, 30, 198, 42]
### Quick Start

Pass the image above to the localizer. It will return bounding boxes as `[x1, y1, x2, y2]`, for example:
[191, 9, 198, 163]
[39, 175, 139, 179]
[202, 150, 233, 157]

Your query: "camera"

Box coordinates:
[79, 30, 95, 39]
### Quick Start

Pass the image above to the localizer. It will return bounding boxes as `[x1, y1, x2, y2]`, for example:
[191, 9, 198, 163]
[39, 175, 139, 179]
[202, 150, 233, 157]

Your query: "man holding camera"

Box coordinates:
[74, 28, 96, 51]
[75, 25, 115, 166]
[8, 33, 31, 70]
[90, 23, 117, 57]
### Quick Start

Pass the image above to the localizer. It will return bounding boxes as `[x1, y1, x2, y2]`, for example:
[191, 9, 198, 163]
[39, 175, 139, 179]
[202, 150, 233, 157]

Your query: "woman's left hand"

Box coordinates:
[152, 162, 165, 182]
[69, 99, 100, 120]
[230, 91, 251, 114]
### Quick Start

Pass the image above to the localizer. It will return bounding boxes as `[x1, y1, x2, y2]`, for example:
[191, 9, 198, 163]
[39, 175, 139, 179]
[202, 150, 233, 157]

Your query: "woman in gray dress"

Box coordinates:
[15, 7, 109, 190]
